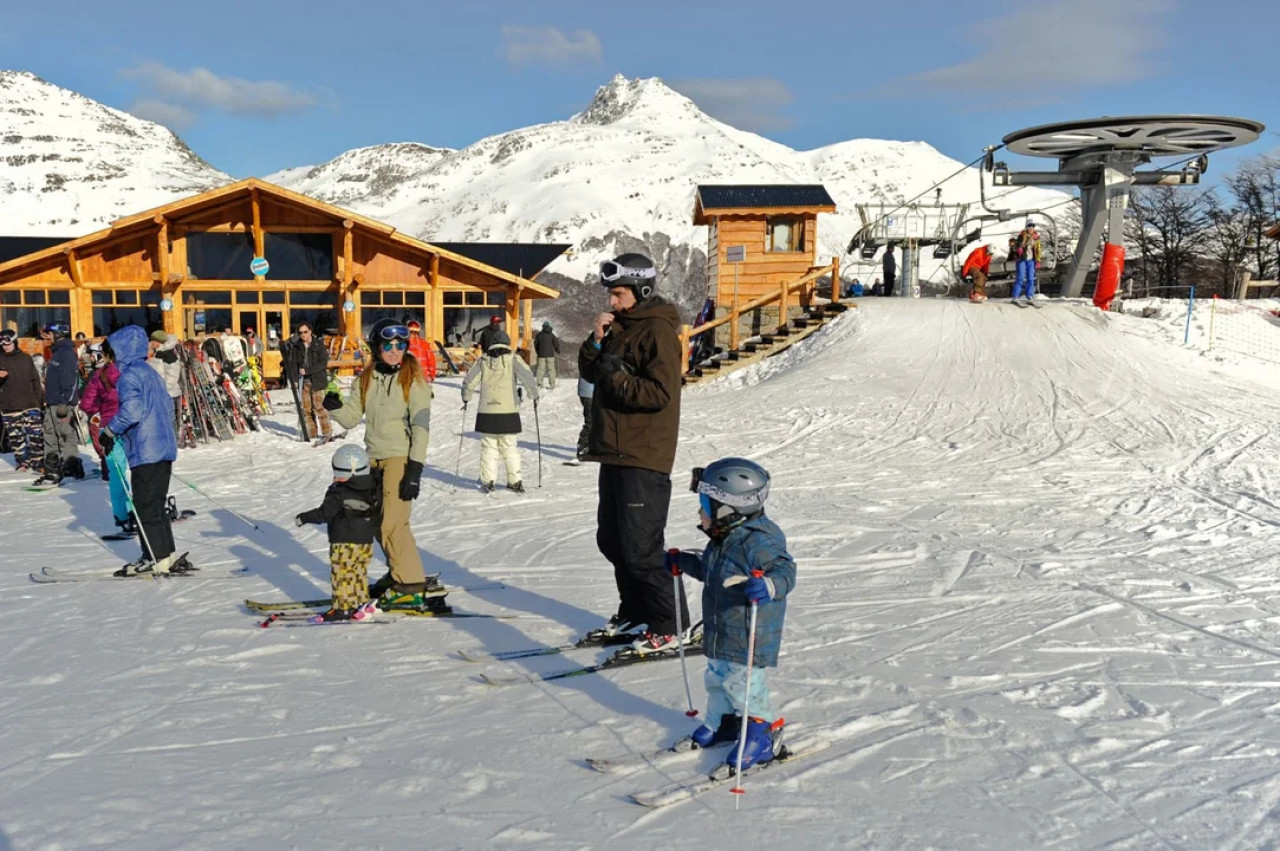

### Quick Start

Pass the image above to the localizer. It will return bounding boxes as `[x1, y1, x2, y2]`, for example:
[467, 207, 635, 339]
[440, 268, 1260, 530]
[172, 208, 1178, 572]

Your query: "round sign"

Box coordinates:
[249, 256, 270, 276]
[343, 300, 356, 313]
[159, 298, 173, 312]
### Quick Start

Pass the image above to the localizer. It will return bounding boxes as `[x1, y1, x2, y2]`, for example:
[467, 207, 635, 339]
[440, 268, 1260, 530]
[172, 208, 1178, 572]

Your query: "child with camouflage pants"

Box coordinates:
[295, 445, 381, 623]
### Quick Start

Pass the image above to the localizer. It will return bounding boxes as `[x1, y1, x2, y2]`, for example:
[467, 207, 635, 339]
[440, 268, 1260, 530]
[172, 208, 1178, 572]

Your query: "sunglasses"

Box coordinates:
[600, 260, 656, 283]
[381, 339, 408, 352]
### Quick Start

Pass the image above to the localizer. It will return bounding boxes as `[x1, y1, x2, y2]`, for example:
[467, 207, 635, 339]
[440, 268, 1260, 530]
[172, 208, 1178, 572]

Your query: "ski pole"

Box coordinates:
[669, 548, 697, 717]
[726, 569, 764, 806]
[453, 401, 467, 491]
[170, 471, 262, 532]
[534, 399, 543, 488]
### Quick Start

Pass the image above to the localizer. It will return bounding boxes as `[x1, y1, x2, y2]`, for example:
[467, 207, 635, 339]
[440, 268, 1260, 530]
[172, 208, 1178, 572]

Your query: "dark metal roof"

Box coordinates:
[0, 236, 72, 264]
[697, 185, 835, 210]
[433, 243, 571, 278]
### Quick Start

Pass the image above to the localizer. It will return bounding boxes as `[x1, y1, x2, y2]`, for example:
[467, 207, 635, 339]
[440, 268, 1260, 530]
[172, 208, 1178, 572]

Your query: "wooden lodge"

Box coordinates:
[0, 178, 567, 378]
[693, 184, 837, 308]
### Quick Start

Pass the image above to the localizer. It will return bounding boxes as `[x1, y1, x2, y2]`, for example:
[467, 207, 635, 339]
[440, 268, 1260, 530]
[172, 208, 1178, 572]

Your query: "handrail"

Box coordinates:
[679, 258, 839, 375]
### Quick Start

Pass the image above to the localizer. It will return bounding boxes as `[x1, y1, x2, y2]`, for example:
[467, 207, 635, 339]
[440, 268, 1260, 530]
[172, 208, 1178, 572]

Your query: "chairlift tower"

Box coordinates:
[990, 115, 1264, 300]
[847, 201, 972, 297]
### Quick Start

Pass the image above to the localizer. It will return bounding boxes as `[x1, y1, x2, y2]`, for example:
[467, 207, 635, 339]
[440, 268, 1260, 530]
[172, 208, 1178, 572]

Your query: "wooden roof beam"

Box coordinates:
[63, 247, 83, 288]
[251, 189, 264, 281]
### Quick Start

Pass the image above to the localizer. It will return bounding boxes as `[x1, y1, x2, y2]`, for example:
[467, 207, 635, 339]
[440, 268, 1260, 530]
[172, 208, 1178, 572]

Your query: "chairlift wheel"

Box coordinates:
[1002, 115, 1263, 161]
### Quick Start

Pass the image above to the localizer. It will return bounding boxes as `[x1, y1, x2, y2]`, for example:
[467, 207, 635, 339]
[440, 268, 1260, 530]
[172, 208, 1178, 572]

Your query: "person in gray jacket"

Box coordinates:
[461, 331, 538, 493]
[148, 330, 183, 438]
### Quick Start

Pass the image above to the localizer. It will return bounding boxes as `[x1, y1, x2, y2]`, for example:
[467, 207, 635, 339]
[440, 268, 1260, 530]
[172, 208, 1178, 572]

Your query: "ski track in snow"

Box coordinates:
[4, 297, 1280, 847]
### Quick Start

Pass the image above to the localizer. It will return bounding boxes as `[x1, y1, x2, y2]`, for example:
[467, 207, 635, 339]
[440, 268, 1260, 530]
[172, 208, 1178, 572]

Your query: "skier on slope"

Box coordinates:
[323, 318, 439, 609]
[1011, 220, 1043, 304]
[533, 321, 561, 390]
[669, 457, 796, 771]
[79, 342, 134, 536]
[461, 329, 538, 493]
[578, 252, 690, 654]
[100, 325, 192, 576]
[295, 444, 382, 623]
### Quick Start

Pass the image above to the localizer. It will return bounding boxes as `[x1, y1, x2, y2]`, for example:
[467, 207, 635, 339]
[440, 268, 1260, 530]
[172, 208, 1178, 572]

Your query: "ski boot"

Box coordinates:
[725, 717, 785, 772]
[629, 630, 692, 655]
[507, 481, 525, 493]
[169, 553, 197, 574]
[480, 481, 495, 493]
[690, 713, 742, 749]
[62, 456, 86, 481]
[581, 614, 643, 645]
[114, 555, 161, 577]
[308, 607, 357, 624]
[31, 462, 62, 488]
[378, 587, 449, 613]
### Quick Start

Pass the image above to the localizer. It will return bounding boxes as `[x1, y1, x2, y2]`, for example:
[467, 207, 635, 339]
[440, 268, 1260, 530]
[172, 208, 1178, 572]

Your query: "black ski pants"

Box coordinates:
[131, 460, 175, 562]
[596, 464, 688, 635]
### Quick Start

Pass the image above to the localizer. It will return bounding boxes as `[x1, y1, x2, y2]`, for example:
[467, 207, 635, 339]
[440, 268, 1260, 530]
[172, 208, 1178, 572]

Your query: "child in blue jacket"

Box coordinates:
[670, 457, 795, 771]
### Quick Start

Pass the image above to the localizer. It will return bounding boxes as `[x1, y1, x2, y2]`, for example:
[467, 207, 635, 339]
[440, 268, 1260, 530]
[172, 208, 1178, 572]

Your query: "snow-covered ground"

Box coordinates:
[5, 295, 1280, 849]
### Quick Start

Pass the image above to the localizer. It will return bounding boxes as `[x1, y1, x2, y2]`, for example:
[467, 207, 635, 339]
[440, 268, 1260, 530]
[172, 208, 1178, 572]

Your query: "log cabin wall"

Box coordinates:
[709, 214, 818, 306]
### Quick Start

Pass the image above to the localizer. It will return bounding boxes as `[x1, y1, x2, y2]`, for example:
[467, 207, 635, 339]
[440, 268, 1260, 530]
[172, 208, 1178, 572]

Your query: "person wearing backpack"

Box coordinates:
[461, 330, 539, 492]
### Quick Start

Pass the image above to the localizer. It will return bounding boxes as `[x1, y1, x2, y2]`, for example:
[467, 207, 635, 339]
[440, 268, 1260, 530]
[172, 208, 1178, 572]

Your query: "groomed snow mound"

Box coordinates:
[5, 298, 1280, 848]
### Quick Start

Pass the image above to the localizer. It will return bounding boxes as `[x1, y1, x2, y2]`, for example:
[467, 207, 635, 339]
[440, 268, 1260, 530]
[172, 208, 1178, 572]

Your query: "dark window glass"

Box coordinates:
[116, 289, 139, 305]
[361, 308, 424, 339]
[235, 290, 260, 304]
[92, 291, 115, 305]
[262, 290, 285, 304]
[465, 291, 485, 306]
[487, 290, 506, 306]
[92, 305, 161, 337]
[1, 307, 70, 338]
[0, 290, 18, 305]
[360, 291, 381, 305]
[289, 307, 338, 337]
[405, 291, 425, 306]
[265, 232, 334, 281]
[288, 289, 333, 307]
[443, 291, 463, 306]
[185, 290, 232, 305]
[443, 308, 502, 347]
[186, 307, 231, 336]
[26, 290, 46, 305]
[46, 289, 71, 305]
[383, 291, 404, 306]
[187, 232, 256, 280]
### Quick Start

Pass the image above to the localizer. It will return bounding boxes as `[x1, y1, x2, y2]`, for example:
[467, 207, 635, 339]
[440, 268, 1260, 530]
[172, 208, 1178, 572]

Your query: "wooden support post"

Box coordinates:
[428, 253, 440, 343]
[251, 188, 264, 281]
[1238, 269, 1252, 300]
[523, 295, 533, 354]
[154, 216, 170, 288]
[729, 292, 740, 351]
[680, 324, 691, 375]
[63, 247, 83, 288]
[830, 256, 841, 305]
[341, 222, 354, 339]
[778, 278, 790, 333]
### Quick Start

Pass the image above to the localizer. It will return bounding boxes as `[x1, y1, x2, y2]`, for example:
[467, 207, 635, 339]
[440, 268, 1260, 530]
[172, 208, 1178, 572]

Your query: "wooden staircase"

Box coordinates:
[683, 301, 851, 385]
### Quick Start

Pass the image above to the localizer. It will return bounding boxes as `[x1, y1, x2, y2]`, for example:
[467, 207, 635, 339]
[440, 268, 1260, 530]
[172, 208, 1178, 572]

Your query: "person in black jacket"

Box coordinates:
[295, 444, 381, 622]
[533, 321, 561, 390]
[293, 323, 333, 442]
[882, 243, 897, 297]
[475, 315, 503, 354]
[0, 329, 45, 472]
[34, 323, 84, 485]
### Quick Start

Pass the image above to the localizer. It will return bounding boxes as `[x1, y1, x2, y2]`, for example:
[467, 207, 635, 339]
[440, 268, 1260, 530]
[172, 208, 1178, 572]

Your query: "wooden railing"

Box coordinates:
[678, 257, 840, 374]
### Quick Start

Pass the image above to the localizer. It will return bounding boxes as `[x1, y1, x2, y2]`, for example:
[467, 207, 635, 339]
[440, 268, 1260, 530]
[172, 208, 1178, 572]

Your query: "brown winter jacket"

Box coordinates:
[577, 295, 682, 474]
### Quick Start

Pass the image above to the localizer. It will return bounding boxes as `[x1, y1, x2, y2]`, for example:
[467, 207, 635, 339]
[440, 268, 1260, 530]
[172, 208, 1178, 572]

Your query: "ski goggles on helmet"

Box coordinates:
[42, 322, 70, 335]
[689, 466, 705, 493]
[377, 324, 410, 342]
[600, 260, 656, 283]
[0, 330, 16, 345]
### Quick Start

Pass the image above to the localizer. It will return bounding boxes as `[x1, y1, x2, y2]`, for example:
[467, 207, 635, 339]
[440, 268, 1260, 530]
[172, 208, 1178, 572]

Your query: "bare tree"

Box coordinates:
[1128, 186, 1215, 296]
[1224, 153, 1280, 282]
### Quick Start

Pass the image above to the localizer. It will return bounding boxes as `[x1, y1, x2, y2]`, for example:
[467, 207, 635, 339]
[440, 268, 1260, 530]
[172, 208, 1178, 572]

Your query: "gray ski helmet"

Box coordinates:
[695, 457, 771, 526]
[600, 252, 657, 300]
[331, 444, 370, 478]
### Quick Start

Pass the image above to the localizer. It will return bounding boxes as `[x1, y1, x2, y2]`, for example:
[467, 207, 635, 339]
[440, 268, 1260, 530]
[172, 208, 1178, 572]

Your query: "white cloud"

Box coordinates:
[878, 0, 1173, 99]
[128, 99, 198, 130]
[501, 25, 603, 66]
[669, 78, 794, 132]
[121, 62, 317, 117]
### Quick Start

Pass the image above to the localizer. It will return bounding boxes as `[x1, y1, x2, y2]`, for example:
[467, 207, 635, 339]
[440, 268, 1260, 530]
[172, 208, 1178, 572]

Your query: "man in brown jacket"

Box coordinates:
[578, 252, 690, 654]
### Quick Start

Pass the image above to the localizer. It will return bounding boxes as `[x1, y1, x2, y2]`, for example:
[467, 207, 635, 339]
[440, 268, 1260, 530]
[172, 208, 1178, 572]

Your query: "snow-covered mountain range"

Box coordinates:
[0, 70, 1069, 315]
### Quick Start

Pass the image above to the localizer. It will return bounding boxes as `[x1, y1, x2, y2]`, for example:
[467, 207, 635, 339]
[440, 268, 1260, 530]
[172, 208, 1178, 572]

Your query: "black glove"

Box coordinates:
[322, 391, 343, 411]
[596, 350, 631, 380]
[99, 430, 115, 457]
[399, 459, 424, 501]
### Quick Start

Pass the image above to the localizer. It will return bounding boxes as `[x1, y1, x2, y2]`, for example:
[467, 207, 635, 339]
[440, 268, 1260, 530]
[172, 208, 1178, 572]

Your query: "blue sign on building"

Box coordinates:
[250, 256, 270, 276]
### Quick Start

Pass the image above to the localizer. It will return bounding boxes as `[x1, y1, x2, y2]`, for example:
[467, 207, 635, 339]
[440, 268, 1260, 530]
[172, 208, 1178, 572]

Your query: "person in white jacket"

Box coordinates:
[461, 331, 538, 493]
[148, 330, 183, 438]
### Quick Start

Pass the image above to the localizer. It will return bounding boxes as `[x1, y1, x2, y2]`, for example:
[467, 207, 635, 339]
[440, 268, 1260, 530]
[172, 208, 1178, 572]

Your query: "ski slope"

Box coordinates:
[4, 298, 1280, 849]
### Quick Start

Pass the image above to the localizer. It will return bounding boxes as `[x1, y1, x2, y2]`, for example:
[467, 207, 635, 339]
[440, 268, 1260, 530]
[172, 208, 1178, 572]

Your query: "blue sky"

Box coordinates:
[2, 0, 1276, 181]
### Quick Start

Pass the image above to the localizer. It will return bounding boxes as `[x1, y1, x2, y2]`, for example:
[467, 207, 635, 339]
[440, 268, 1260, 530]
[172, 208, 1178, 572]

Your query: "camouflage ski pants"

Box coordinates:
[1, 408, 43, 470]
[300, 378, 332, 440]
[330, 542, 373, 611]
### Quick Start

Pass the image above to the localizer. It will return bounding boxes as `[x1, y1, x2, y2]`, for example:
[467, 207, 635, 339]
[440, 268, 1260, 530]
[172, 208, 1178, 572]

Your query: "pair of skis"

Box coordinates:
[30, 563, 249, 583]
[250, 581, 513, 628]
[461, 625, 704, 686]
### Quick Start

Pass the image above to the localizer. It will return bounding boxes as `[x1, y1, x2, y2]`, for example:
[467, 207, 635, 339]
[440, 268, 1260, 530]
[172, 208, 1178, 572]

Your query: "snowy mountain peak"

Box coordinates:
[571, 74, 703, 128]
[0, 68, 230, 236]
[264, 141, 454, 207]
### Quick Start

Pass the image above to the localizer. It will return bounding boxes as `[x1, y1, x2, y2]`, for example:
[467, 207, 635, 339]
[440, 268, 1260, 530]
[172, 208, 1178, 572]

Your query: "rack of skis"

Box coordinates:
[175, 343, 273, 448]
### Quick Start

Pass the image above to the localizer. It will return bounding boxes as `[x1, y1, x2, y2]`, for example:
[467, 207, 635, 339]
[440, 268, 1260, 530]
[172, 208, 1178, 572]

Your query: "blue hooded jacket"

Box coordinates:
[106, 325, 177, 467]
[675, 513, 796, 668]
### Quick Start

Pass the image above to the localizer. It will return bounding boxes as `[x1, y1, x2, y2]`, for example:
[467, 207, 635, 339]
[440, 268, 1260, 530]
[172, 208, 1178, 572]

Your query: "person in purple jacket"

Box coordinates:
[79, 340, 134, 536]
[100, 326, 191, 576]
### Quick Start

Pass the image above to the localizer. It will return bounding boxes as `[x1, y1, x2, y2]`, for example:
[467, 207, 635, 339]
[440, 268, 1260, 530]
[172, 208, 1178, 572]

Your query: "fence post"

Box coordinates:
[778, 279, 789, 334]
[1184, 285, 1194, 345]
[680, 324, 691, 375]
[830, 256, 841, 306]
[1238, 269, 1252, 300]
[1209, 296, 1218, 351]
[730, 294, 740, 351]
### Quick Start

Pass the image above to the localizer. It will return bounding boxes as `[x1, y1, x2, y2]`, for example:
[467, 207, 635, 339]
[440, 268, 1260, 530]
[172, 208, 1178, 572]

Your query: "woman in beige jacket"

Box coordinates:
[324, 319, 436, 608]
[461, 330, 538, 493]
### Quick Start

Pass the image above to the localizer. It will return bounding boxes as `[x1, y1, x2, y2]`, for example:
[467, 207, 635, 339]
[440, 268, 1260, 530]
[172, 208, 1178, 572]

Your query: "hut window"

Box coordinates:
[264, 233, 334, 281]
[92, 288, 161, 336]
[288, 288, 339, 337]
[186, 233, 256, 280]
[0, 289, 71, 338]
[358, 290, 427, 338]
[766, 217, 804, 253]
[263, 290, 285, 304]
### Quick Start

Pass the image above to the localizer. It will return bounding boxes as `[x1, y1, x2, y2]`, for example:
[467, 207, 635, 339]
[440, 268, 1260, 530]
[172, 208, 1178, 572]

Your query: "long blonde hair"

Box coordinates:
[358, 351, 424, 405]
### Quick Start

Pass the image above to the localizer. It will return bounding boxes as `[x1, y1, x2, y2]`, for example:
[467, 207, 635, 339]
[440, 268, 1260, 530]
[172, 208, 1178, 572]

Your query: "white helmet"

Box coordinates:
[331, 444, 370, 478]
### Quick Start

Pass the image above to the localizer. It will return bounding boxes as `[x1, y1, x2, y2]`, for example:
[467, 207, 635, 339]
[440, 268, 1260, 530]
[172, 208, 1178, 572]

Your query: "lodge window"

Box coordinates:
[187, 233, 256, 280]
[288, 289, 339, 337]
[766, 217, 805, 253]
[185, 232, 335, 281]
[0, 288, 71, 338]
[91, 288, 162, 336]
[442, 290, 505, 347]
[265, 233, 334, 280]
[360, 290, 427, 338]
[182, 290, 233, 337]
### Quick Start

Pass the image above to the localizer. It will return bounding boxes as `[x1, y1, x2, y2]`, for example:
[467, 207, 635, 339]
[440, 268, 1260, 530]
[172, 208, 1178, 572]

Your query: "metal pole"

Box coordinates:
[668, 549, 697, 718]
[729, 571, 763, 807]
[453, 401, 467, 491]
[534, 399, 542, 488]
[170, 471, 262, 532]
[1184, 285, 1195, 345]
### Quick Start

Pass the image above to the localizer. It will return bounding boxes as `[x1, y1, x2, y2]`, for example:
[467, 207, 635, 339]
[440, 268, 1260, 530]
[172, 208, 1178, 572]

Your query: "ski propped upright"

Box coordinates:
[629, 736, 832, 808]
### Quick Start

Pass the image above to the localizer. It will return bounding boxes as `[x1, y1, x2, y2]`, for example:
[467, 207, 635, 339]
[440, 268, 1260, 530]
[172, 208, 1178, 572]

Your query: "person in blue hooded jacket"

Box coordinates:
[669, 457, 796, 773]
[100, 325, 189, 576]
